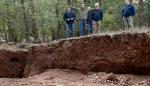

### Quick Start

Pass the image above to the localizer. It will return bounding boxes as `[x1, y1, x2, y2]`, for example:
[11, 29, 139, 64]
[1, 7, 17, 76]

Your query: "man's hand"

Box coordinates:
[67, 19, 70, 21]
[71, 18, 74, 20]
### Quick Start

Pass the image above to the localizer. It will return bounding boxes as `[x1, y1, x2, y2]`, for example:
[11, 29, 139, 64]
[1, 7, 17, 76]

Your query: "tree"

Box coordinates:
[29, 0, 38, 41]
[21, 0, 30, 42]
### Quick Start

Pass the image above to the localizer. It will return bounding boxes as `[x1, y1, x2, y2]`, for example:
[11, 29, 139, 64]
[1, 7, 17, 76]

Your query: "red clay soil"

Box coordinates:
[0, 50, 27, 78]
[24, 32, 150, 77]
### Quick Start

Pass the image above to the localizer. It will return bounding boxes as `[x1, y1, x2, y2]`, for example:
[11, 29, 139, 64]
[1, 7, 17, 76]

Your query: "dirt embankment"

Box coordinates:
[0, 50, 27, 78]
[24, 32, 150, 77]
[0, 32, 150, 78]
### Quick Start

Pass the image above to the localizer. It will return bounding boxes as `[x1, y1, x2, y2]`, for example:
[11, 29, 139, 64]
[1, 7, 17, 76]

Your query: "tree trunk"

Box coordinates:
[148, 1, 150, 27]
[5, 2, 16, 42]
[21, 0, 30, 42]
[29, 0, 38, 42]
[138, 0, 144, 27]
[2, 15, 8, 42]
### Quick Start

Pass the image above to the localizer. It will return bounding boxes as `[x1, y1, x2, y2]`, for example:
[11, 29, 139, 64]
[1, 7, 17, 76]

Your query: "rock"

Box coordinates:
[0, 37, 6, 44]
[17, 43, 33, 49]
[106, 74, 119, 83]
[28, 36, 34, 43]
[7, 42, 16, 45]
[21, 37, 35, 43]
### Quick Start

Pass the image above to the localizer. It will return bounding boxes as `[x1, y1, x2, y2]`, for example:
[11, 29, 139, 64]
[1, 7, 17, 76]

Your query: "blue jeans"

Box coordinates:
[79, 19, 87, 36]
[65, 23, 75, 38]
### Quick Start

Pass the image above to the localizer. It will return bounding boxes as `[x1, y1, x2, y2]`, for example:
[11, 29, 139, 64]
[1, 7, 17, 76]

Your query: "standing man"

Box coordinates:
[71, 4, 89, 36]
[86, 7, 94, 34]
[64, 7, 76, 38]
[122, 0, 136, 30]
[92, 3, 103, 34]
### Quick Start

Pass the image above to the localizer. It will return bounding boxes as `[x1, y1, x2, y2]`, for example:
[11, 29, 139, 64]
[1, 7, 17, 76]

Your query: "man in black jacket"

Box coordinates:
[122, 0, 136, 30]
[64, 7, 76, 38]
[86, 7, 94, 34]
[92, 3, 103, 34]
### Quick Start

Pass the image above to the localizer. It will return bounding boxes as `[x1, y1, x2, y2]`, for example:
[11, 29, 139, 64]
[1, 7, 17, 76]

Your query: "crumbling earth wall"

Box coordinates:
[0, 50, 27, 78]
[24, 32, 150, 77]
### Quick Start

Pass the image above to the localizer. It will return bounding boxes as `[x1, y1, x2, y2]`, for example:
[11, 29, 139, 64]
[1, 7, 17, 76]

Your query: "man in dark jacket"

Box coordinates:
[86, 7, 94, 34]
[64, 7, 76, 38]
[122, 0, 135, 30]
[92, 3, 103, 34]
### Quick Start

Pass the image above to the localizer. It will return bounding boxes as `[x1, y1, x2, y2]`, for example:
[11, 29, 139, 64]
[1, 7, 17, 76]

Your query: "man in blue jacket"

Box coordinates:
[92, 3, 103, 34]
[64, 7, 76, 38]
[122, 0, 136, 30]
[86, 7, 94, 34]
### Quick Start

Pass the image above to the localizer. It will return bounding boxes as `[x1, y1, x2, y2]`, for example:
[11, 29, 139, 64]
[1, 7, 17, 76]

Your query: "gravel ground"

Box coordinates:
[0, 69, 150, 86]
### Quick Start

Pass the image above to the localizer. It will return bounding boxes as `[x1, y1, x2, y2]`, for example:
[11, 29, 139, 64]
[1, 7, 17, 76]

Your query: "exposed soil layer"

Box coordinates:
[23, 32, 150, 77]
[0, 50, 28, 78]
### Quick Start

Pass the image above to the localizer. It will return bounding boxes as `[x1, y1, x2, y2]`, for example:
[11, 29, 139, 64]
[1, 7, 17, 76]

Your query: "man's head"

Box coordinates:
[67, 7, 71, 12]
[95, 3, 100, 9]
[125, 0, 131, 5]
[81, 4, 86, 9]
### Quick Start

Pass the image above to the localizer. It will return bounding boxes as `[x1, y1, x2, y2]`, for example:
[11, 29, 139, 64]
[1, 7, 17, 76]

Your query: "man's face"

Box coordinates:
[81, 4, 86, 9]
[67, 8, 71, 12]
[125, 0, 130, 4]
[95, 5, 99, 9]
